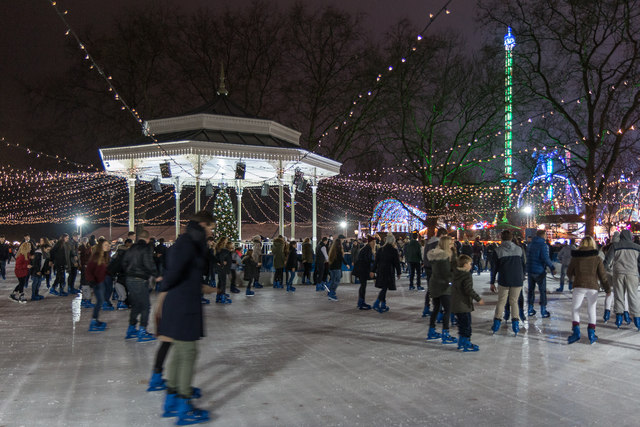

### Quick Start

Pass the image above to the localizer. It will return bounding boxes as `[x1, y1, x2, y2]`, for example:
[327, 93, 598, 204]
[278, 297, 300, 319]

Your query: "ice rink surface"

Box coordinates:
[1, 263, 640, 427]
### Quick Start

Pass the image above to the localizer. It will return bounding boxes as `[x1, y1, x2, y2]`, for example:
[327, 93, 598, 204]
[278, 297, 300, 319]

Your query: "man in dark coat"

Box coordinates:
[157, 211, 214, 424]
[122, 229, 159, 341]
[354, 236, 376, 310]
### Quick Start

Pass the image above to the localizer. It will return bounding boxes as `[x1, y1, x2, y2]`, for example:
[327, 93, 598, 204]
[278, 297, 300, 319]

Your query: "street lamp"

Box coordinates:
[522, 206, 533, 228]
[76, 217, 86, 238]
[339, 221, 347, 229]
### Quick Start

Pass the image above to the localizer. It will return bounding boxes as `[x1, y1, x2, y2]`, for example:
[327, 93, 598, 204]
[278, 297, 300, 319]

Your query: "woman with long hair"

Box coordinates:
[301, 238, 313, 285]
[373, 233, 401, 313]
[272, 235, 286, 288]
[426, 236, 457, 344]
[86, 239, 112, 331]
[327, 237, 346, 301]
[9, 243, 31, 303]
[567, 236, 611, 344]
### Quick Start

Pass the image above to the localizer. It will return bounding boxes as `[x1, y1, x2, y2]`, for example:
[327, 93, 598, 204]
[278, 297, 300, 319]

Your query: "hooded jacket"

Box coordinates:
[302, 241, 314, 264]
[527, 236, 555, 275]
[451, 267, 482, 313]
[426, 247, 454, 297]
[422, 236, 440, 273]
[567, 249, 610, 292]
[604, 229, 640, 275]
[490, 241, 526, 287]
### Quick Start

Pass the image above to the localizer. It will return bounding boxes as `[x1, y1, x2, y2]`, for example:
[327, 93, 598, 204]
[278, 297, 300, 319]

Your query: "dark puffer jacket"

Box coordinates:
[490, 241, 526, 287]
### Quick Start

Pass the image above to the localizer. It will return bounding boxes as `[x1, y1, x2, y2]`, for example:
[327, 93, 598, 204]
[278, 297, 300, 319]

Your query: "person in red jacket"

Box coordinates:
[10, 243, 31, 304]
[85, 239, 111, 331]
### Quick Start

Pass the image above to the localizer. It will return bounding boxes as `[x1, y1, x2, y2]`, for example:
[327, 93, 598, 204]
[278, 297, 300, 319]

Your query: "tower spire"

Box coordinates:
[217, 62, 229, 96]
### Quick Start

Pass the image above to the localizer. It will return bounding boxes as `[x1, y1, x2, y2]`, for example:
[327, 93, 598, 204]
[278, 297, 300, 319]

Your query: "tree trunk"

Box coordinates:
[425, 216, 439, 238]
[584, 203, 597, 237]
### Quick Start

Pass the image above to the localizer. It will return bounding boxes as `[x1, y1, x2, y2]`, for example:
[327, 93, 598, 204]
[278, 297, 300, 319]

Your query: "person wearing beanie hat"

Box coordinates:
[372, 233, 401, 313]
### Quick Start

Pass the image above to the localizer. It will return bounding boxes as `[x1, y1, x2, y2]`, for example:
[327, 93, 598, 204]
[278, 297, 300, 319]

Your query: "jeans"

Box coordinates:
[92, 281, 105, 320]
[528, 272, 548, 306]
[30, 275, 42, 299]
[560, 264, 572, 289]
[104, 274, 114, 302]
[472, 255, 482, 275]
[456, 312, 472, 338]
[286, 269, 295, 287]
[0, 259, 6, 279]
[329, 269, 342, 293]
[430, 295, 452, 329]
[408, 262, 421, 287]
[127, 278, 150, 328]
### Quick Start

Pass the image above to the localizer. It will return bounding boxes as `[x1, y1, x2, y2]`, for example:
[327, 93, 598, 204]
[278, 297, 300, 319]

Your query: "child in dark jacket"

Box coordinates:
[242, 249, 257, 297]
[451, 255, 484, 352]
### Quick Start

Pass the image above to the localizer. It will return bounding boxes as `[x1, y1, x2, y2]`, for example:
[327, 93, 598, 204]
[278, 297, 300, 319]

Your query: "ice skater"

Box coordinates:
[242, 249, 257, 296]
[285, 241, 298, 292]
[451, 254, 484, 351]
[603, 229, 640, 329]
[373, 233, 401, 313]
[426, 236, 457, 344]
[85, 239, 112, 332]
[526, 229, 556, 318]
[490, 230, 526, 336]
[326, 236, 347, 301]
[157, 210, 214, 424]
[353, 236, 376, 310]
[566, 236, 611, 344]
[9, 243, 31, 304]
[122, 230, 161, 342]
[215, 237, 232, 304]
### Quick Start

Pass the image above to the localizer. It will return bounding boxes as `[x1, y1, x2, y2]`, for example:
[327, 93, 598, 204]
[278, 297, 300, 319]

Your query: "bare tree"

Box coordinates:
[372, 24, 504, 233]
[481, 0, 640, 236]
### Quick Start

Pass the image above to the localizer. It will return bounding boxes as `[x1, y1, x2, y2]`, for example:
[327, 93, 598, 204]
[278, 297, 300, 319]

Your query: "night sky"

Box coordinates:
[0, 0, 480, 156]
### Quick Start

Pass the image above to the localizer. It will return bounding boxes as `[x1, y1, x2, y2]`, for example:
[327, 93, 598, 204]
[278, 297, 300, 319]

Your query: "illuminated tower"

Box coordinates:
[503, 27, 516, 209]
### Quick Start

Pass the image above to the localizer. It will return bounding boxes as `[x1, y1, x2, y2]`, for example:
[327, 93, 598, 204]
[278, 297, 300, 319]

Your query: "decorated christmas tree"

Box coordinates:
[211, 188, 238, 241]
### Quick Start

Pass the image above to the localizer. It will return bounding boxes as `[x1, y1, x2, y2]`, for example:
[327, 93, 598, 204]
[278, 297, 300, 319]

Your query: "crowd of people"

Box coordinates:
[2, 218, 640, 424]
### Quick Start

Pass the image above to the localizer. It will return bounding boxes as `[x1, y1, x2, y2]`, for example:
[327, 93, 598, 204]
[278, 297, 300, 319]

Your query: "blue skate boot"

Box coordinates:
[441, 329, 457, 344]
[137, 327, 156, 342]
[527, 304, 536, 316]
[176, 397, 209, 425]
[491, 318, 502, 334]
[540, 305, 550, 318]
[125, 325, 138, 339]
[148, 372, 167, 392]
[511, 319, 520, 336]
[567, 324, 581, 344]
[357, 298, 372, 310]
[88, 319, 107, 331]
[426, 327, 441, 340]
[624, 311, 631, 325]
[603, 309, 611, 323]
[587, 326, 598, 344]
[615, 313, 624, 328]
[634, 317, 640, 331]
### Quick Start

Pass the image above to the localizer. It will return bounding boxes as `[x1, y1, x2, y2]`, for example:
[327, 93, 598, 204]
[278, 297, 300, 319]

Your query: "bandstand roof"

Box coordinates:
[99, 95, 341, 188]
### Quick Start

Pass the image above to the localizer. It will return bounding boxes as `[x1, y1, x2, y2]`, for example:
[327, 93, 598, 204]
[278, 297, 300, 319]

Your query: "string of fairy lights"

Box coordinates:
[1, 1, 640, 229]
